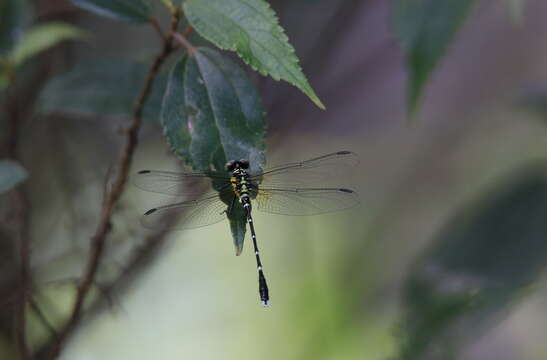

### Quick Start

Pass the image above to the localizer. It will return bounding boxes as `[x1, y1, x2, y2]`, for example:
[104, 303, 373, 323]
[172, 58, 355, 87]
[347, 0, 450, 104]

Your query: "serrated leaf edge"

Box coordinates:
[183, 0, 325, 109]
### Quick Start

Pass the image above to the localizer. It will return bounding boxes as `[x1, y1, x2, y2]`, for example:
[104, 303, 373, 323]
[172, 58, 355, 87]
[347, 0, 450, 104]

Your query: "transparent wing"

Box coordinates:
[141, 193, 232, 230]
[254, 187, 359, 216]
[134, 170, 230, 196]
[249, 151, 358, 188]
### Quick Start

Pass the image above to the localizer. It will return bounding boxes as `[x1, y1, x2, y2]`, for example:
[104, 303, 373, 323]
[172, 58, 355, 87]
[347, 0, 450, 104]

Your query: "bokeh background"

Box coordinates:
[3, 0, 547, 359]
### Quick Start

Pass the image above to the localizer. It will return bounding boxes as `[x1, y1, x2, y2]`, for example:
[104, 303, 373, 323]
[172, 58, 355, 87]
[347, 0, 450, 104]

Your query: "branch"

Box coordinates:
[44, 11, 181, 360]
[29, 297, 58, 341]
[150, 17, 167, 41]
[14, 189, 31, 360]
[172, 27, 196, 54]
[33, 216, 179, 359]
[5, 80, 33, 360]
[181, 25, 193, 38]
[84, 217, 178, 316]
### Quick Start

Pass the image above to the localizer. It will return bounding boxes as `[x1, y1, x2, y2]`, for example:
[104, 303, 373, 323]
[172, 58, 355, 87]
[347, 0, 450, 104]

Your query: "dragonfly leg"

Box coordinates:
[220, 195, 237, 216]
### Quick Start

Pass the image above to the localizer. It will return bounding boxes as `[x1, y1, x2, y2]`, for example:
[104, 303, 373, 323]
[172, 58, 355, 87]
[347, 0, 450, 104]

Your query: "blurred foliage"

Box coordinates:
[0, 0, 83, 90]
[393, 0, 476, 116]
[183, 0, 325, 109]
[517, 86, 547, 121]
[398, 166, 547, 360]
[0, 0, 30, 55]
[68, 0, 152, 23]
[38, 59, 167, 122]
[2, 0, 547, 359]
[10, 23, 84, 66]
[0, 160, 27, 194]
[505, 0, 526, 25]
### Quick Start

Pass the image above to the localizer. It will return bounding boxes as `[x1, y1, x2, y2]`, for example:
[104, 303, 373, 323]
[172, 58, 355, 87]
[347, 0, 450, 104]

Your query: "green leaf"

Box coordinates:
[228, 201, 247, 256]
[394, 0, 475, 116]
[182, 0, 325, 110]
[68, 0, 151, 23]
[0, 0, 31, 55]
[38, 59, 166, 122]
[398, 167, 547, 359]
[161, 47, 266, 253]
[0, 160, 28, 194]
[160, 0, 175, 11]
[10, 22, 85, 66]
[505, 0, 525, 25]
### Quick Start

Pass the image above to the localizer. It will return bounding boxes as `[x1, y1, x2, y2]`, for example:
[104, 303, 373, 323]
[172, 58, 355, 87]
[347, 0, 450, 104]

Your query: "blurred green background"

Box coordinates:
[4, 1, 547, 359]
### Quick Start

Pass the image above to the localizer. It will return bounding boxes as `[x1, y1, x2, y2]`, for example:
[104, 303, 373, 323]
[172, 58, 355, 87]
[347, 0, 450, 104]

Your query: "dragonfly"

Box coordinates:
[134, 151, 359, 306]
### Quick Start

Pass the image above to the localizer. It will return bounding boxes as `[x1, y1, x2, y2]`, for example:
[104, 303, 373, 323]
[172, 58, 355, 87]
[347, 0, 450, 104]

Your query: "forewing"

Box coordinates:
[134, 170, 229, 196]
[141, 193, 229, 230]
[250, 151, 358, 188]
[254, 187, 359, 216]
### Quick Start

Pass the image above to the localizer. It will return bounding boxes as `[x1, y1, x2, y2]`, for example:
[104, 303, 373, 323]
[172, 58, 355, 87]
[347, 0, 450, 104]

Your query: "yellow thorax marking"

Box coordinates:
[230, 176, 238, 194]
[230, 175, 249, 197]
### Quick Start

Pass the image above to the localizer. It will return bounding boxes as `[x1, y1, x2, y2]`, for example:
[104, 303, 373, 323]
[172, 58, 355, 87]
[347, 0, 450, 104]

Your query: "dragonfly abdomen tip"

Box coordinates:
[339, 188, 354, 193]
[138, 170, 151, 174]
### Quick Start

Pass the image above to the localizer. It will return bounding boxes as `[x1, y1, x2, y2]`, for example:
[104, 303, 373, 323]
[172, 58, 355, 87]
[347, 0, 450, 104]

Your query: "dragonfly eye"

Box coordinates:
[239, 159, 250, 169]
[225, 160, 236, 171]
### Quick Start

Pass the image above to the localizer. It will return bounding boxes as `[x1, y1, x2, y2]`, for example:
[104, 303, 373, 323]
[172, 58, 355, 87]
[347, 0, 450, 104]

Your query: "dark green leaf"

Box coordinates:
[228, 201, 246, 256]
[37, 59, 166, 122]
[161, 47, 266, 252]
[517, 86, 547, 121]
[0, 0, 31, 55]
[0, 63, 9, 90]
[0, 160, 28, 194]
[394, 0, 475, 115]
[183, 0, 325, 109]
[68, 0, 151, 23]
[398, 167, 547, 359]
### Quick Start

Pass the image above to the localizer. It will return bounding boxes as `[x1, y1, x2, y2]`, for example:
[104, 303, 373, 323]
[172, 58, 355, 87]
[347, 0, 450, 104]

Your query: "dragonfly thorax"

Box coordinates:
[230, 170, 252, 198]
[226, 159, 253, 199]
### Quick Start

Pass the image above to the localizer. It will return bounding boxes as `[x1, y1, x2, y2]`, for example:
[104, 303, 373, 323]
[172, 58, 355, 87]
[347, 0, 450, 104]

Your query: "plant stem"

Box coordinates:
[172, 29, 196, 54]
[5, 83, 32, 360]
[44, 10, 181, 360]
[150, 17, 167, 41]
[29, 297, 58, 341]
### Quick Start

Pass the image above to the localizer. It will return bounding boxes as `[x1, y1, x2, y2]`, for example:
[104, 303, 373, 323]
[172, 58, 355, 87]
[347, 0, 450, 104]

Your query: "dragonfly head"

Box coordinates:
[225, 160, 236, 171]
[226, 159, 250, 172]
[238, 159, 250, 169]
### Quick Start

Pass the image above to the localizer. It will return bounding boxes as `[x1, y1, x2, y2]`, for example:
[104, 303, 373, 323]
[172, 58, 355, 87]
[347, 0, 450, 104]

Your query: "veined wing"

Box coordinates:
[134, 170, 230, 196]
[254, 187, 359, 216]
[141, 193, 230, 230]
[249, 151, 358, 188]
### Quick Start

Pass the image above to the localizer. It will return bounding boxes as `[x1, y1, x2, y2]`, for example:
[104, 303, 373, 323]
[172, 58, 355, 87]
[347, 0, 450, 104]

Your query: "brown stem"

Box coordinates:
[44, 11, 181, 360]
[172, 31, 196, 54]
[29, 297, 58, 341]
[14, 190, 31, 360]
[150, 17, 167, 41]
[181, 25, 193, 38]
[5, 83, 32, 360]
[90, 209, 181, 308]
